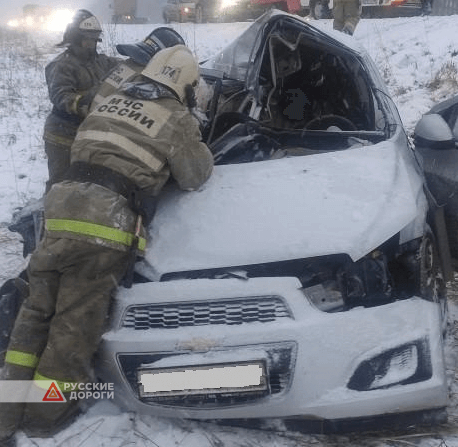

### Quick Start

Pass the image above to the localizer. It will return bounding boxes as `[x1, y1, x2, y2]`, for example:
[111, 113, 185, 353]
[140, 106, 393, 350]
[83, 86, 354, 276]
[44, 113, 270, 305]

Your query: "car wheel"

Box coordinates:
[195, 5, 203, 23]
[416, 231, 449, 337]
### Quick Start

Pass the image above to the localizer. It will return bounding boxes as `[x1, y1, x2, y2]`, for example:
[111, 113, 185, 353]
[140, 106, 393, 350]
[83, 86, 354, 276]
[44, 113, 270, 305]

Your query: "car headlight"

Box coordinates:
[338, 249, 393, 309]
[219, 0, 240, 9]
[348, 339, 432, 391]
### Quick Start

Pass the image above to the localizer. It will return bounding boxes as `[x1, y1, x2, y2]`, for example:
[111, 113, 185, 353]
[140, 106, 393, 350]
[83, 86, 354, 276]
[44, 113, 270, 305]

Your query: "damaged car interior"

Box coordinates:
[199, 16, 390, 165]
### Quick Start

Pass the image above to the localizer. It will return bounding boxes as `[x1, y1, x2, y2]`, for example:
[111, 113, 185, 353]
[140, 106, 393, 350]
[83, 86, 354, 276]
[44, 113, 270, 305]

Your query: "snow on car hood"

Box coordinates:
[146, 142, 420, 276]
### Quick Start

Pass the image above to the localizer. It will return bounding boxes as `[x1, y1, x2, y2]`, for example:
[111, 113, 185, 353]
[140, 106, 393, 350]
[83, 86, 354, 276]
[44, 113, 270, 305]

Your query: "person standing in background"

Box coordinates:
[421, 0, 433, 15]
[333, 0, 362, 35]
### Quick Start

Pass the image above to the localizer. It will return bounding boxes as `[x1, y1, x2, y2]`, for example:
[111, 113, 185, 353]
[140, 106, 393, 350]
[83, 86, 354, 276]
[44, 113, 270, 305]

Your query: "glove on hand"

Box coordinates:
[76, 85, 100, 117]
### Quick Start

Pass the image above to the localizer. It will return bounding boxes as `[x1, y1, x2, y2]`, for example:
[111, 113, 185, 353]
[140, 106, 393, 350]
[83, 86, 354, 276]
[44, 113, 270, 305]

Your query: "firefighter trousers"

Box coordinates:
[0, 236, 128, 438]
[44, 140, 72, 193]
[333, 0, 362, 35]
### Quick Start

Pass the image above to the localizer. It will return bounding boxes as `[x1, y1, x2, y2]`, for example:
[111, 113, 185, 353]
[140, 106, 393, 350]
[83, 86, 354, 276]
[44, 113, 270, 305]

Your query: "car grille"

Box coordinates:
[118, 342, 296, 407]
[121, 296, 292, 330]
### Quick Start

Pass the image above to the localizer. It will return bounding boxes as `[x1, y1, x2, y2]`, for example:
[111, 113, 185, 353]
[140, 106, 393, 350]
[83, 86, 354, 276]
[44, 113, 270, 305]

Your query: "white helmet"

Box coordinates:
[57, 10, 102, 47]
[142, 45, 199, 104]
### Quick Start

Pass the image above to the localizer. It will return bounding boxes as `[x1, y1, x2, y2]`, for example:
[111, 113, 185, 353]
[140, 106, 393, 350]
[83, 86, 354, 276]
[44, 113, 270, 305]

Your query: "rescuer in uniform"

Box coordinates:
[43, 9, 119, 192]
[90, 27, 185, 111]
[0, 45, 213, 446]
[333, 0, 362, 35]
[421, 0, 433, 15]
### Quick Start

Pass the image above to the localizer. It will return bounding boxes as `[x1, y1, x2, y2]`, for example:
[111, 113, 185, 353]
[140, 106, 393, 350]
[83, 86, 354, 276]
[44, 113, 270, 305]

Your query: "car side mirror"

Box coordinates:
[414, 113, 455, 150]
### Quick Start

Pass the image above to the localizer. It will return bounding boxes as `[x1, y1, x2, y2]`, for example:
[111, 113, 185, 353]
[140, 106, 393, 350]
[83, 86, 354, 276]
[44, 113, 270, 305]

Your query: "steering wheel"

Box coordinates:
[304, 114, 357, 131]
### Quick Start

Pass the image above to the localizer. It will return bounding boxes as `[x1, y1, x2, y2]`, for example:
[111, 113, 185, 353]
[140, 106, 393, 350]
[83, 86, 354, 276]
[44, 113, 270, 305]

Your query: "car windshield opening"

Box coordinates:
[199, 18, 388, 158]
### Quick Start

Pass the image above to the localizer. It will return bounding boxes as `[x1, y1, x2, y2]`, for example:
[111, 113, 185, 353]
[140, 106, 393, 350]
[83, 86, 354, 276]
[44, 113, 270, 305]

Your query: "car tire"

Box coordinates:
[416, 231, 449, 337]
[195, 5, 203, 23]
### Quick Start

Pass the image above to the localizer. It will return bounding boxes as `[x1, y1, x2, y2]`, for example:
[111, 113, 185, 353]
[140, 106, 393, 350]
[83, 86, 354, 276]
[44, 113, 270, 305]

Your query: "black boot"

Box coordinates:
[21, 397, 81, 438]
[0, 401, 24, 446]
[0, 362, 33, 444]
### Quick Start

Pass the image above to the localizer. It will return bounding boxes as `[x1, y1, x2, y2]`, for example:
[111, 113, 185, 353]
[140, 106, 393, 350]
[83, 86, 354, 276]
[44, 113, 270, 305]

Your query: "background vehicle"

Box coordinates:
[219, 0, 422, 20]
[303, 0, 423, 18]
[96, 11, 450, 431]
[111, 0, 147, 24]
[160, 0, 426, 23]
[6, 4, 74, 31]
[162, 0, 219, 23]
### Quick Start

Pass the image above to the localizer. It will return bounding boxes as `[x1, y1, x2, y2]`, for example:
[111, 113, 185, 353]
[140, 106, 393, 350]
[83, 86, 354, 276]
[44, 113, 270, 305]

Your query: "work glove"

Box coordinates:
[76, 85, 100, 118]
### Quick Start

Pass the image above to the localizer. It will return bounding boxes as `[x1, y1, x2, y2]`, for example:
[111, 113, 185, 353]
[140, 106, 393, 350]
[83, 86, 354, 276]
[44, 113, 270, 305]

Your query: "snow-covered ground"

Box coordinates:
[1, 13, 458, 446]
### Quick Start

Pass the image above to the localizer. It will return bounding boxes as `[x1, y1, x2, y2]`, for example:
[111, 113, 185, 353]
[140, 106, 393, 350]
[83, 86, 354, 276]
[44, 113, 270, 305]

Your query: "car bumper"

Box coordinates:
[97, 277, 448, 421]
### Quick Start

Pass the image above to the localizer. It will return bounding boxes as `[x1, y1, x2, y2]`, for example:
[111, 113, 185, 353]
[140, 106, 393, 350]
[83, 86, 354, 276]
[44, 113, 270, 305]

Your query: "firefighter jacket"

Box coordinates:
[44, 79, 214, 253]
[90, 58, 143, 113]
[43, 46, 119, 148]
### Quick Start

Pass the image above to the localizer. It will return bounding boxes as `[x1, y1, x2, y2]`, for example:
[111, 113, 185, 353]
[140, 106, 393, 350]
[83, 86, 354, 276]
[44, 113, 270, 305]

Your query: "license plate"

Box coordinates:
[138, 361, 267, 397]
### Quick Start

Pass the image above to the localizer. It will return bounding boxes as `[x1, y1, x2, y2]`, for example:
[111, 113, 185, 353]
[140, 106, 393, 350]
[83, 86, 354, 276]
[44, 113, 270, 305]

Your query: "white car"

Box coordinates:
[2, 10, 449, 433]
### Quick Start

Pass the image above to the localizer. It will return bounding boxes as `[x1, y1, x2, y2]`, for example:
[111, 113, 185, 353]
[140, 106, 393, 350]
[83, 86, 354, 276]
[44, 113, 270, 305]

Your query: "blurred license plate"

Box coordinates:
[138, 362, 267, 397]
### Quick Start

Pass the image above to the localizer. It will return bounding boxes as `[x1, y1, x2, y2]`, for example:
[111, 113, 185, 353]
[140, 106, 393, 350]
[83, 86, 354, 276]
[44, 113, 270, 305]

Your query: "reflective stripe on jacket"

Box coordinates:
[45, 218, 146, 251]
[44, 181, 146, 253]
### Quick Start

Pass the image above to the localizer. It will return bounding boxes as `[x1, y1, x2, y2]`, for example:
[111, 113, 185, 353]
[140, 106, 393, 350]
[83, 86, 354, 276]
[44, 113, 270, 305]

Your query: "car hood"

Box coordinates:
[146, 141, 420, 277]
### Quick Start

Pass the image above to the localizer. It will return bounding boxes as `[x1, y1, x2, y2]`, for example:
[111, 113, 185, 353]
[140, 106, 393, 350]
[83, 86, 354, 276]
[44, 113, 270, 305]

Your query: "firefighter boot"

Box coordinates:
[0, 363, 33, 447]
[21, 397, 81, 438]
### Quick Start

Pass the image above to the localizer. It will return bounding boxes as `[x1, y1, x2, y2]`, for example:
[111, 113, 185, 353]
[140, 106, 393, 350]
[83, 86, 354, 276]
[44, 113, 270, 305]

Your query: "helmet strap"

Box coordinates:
[184, 84, 196, 109]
